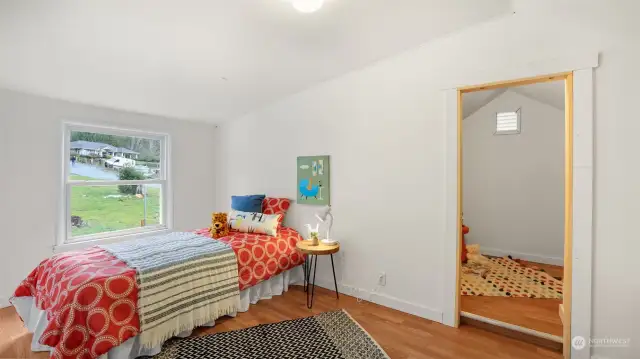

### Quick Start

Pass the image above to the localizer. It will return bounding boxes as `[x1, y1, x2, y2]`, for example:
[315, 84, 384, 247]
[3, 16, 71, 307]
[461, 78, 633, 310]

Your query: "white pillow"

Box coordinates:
[228, 210, 282, 236]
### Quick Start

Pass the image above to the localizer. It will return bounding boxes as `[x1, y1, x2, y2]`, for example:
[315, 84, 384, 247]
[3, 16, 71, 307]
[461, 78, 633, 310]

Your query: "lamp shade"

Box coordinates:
[314, 205, 335, 243]
[315, 205, 331, 222]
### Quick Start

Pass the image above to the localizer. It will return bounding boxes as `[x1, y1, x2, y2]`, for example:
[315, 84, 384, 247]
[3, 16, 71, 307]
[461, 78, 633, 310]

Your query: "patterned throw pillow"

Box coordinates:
[262, 197, 291, 227]
[228, 210, 282, 237]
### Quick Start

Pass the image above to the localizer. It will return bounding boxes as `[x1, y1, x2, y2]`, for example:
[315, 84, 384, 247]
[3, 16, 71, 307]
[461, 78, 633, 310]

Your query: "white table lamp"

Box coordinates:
[315, 205, 336, 245]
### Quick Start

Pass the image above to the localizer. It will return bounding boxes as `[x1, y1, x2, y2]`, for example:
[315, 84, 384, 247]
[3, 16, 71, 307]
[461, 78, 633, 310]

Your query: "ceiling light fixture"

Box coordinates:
[291, 0, 324, 13]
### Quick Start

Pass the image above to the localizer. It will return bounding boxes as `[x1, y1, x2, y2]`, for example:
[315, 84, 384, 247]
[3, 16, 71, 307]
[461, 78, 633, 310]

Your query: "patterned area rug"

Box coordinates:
[461, 257, 563, 299]
[150, 310, 390, 359]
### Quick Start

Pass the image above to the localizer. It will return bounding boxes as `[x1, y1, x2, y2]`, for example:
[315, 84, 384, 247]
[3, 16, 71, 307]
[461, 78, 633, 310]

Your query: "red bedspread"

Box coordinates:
[193, 227, 305, 290]
[13, 247, 139, 359]
[13, 228, 304, 359]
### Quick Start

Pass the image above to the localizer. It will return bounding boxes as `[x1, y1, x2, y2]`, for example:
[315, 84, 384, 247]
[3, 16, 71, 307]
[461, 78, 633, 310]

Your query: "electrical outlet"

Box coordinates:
[378, 272, 386, 286]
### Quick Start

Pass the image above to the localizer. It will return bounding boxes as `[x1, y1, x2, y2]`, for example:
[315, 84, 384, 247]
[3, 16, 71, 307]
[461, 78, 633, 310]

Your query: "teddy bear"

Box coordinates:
[210, 212, 229, 239]
[466, 244, 490, 265]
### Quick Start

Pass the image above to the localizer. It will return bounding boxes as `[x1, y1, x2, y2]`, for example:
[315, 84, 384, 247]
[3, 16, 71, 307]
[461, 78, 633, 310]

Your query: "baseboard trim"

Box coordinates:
[480, 247, 564, 266]
[312, 279, 443, 323]
[0, 296, 10, 308]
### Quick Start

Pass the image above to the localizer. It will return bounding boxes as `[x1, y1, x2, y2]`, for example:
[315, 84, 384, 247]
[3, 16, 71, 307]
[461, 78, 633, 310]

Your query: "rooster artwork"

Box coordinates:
[297, 155, 330, 206]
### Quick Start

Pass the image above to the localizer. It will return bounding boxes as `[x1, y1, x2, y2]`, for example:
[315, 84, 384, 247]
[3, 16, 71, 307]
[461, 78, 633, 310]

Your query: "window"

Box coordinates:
[495, 109, 521, 135]
[62, 124, 170, 244]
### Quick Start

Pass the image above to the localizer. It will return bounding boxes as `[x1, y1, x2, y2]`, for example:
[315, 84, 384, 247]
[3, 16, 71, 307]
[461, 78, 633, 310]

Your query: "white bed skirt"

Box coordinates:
[12, 265, 304, 359]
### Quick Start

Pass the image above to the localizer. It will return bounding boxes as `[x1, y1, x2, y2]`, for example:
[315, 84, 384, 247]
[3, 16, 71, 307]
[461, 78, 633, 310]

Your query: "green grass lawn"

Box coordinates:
[70, 175, 161, 237]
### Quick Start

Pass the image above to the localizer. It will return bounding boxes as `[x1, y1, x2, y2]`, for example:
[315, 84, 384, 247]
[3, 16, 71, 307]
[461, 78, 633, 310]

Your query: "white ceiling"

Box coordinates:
[513, 81, 565, 110]
[0, 0, 511, 122]
[462, 88, 507, 118]
[463, 80, 565, 118]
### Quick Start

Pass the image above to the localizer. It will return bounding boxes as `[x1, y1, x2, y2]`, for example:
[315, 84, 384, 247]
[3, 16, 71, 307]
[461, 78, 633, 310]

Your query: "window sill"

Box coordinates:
[54, 227, 171, 253]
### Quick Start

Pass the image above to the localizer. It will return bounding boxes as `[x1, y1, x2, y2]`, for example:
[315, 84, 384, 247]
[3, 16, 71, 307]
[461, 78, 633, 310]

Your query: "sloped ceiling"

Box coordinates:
[0, 0, 511, 122]
[513, 81, 565, 110]
[463, 88, 507, 118]
[463, 80, 564, 118]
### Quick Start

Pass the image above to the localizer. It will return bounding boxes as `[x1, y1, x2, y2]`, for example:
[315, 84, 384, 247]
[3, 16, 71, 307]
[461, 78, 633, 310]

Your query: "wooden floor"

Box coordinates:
[461, 296, 563, 336]
[461, 260, 564, 337]
[1, 286, 561, 359]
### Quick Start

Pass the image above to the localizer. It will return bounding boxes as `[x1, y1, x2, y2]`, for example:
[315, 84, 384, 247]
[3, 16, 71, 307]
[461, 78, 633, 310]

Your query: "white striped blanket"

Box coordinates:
[100, 232, 240, 348]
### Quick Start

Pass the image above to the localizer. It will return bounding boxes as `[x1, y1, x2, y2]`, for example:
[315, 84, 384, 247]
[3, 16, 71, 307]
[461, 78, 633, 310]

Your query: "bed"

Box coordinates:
[11, 227, 305, 359]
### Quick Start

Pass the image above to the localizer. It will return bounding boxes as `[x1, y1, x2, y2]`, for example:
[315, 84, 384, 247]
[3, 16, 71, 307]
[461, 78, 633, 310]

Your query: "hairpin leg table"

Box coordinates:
[296, 240, 340, 309]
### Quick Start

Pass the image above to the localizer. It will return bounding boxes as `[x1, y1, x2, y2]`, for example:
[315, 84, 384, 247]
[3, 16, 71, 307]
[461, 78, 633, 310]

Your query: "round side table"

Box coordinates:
[296, 240, 340, 309]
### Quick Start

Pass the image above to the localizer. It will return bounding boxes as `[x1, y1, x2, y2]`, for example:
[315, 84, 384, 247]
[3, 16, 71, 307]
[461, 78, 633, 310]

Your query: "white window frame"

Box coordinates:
[58, 123, 172, 247]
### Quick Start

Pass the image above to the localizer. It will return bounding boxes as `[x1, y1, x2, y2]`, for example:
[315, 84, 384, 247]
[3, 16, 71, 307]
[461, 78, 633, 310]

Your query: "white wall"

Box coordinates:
[463, 90, 564, 265]
[215, 1, 639, 357]
[0, 89, 217, 307]
[0, 90, 8, 307]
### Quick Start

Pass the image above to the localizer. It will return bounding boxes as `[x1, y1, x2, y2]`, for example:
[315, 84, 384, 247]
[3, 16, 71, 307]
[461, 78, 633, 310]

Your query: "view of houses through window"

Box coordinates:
[67, 128, 166, 240]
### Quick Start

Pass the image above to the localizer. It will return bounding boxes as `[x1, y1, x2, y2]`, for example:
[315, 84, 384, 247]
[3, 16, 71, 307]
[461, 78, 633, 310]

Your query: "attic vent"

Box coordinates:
[495, 109, 521, 135]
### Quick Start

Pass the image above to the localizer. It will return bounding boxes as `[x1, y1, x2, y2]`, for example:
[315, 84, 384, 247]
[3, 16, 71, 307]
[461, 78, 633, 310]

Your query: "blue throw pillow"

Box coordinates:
[231, 195, 266, 213]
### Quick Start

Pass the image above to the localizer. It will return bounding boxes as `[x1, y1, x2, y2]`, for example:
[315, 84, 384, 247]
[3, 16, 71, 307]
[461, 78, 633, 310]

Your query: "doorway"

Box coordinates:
[459, 77, 568, 343]
[451, 73, 576, 357]
[443, 59, 597, 359]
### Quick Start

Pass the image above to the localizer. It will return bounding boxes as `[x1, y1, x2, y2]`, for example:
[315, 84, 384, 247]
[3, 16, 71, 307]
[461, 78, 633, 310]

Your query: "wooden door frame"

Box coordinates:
[442, 56, 596, 359]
